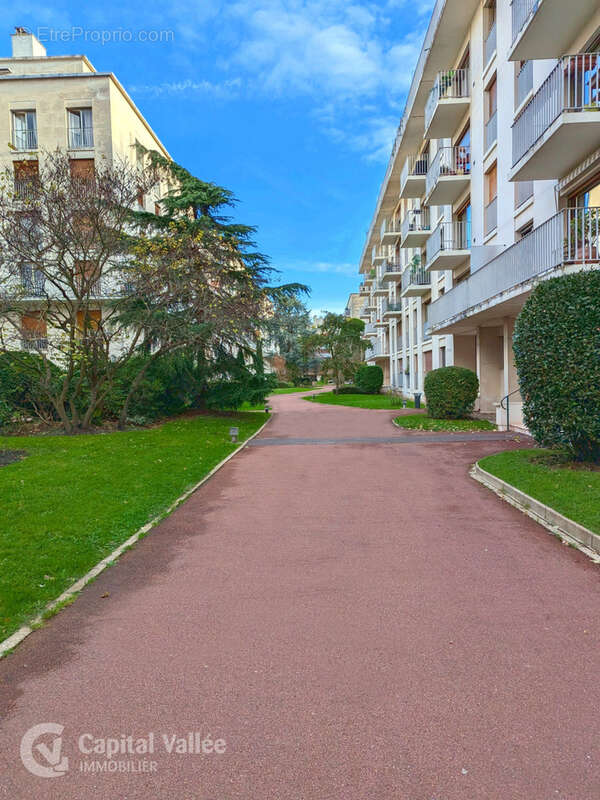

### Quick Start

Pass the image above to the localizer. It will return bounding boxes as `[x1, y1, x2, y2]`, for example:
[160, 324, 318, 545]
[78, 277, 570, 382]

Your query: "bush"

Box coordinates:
[277, 381, 294, 388]
[424, 366, 479, 419]
[513, 272, 600, 462]
[0, 351, 59, 425]
[355, 364, 383, 394]
[334, 385, 367, 395]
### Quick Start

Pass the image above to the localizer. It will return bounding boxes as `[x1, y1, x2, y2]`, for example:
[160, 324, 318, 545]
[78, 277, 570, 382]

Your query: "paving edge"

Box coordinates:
[0, 415, 272, 658]
[471, 462, 600, 564]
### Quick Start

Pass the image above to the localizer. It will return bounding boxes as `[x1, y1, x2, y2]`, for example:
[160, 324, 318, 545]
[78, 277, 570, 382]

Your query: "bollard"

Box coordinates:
[413, 392, 421, 409]
[229, 426, 239, 443]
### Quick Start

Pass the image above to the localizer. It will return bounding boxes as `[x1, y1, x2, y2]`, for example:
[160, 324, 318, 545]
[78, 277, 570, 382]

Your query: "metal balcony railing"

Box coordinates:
[426, 221, 471, 263]
[68, 126, 94, 149]
[381, 260, 403, 278]
[387, 301, 403, 313]
[426, 145, 471, 198]
[22, 337, 48, 351]
[381, 217, 402, 238]
[511, 0, 538, 44]
[402, 208, 430, 239]
[13, 178, 39, 200]
[401, 153, 429, 185]
[513, 53, 600, 167]
[485, 21, 497, 66]
[485, 110, 498, 151]
[402, 265, 431, 293]
[429, 207, 600, 328]
[516, 59, 533, 108]
[425, 68, 470, 132]
[13, 128, 38, 150]
[485, 197, 498, 236]
[20, 265, 46, 297]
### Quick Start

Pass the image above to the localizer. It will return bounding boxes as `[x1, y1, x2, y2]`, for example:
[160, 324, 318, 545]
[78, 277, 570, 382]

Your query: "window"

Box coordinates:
[485, 164, 498, 235]
[12, 110, 37, 150]
[21, 312, 47, 350]
[569, 174, 600, 208]
[20, 263, 45, 296]
[516, 220, 534, 240]
[457, 202, 472, 248]
[76, 309, 101, 335]
[75, 260, 101, 295]
[68, 108, 93, 149]
[440, 346, 446, 368]
[13, 160, 39, 199]
[485, 77, 498, 150]
[70, 158, 95, 181]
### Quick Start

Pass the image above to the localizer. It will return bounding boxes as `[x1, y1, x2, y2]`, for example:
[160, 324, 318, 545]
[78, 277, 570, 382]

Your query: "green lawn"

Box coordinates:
[0, 412, 268, 641]
[479, 449, 600, 534]
[394, 415, 496, 432]
[305, 392, 417, 409]
[271, 387, 318, 395]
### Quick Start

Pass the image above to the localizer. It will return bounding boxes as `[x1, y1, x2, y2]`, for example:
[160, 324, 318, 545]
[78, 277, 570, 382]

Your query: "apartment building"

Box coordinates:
[359, 0, 600, 429]
[0, 28, 170, 353]
[344, 291, 365, 319]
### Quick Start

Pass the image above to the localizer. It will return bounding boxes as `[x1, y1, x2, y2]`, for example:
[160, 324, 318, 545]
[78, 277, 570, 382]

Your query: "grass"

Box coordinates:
[394, 415, 497, 432]
[0, 411, 268, 641]
[305, 392, 417, 409]
[479, 449, 600, 534]
[270, 387, 317, 395]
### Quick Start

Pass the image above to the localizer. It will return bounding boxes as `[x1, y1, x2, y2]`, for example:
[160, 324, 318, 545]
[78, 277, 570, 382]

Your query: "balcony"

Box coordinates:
[401, 264, 431, 297]
[426, 221, 471, 272]
[372, 246, 389, 265]
[425, 146, 471, 206]
[13, 178, 39, 201]
[22, 336, 48, 351]
[366, 342, 390, 360]
[381, 260, 403, 283]
[424, 69, 470, 139]
[384, 301, 403, 318]
[510, 0, 598, 61]
[380, 217, 402, 246]
[20, 265, 46, 297]
[400, 154, 429, 199]
[372, 278, 388, 297]
[400, 208, 431, 248]
[68, 126, 94, 150]
[429, 207, 600, 333]
[512, 54, 600, 181]
[375, 301, 389, 327]
[516, 59, 533, 109]
[13, 128, 37, 151]
[364, 322, 378, 337]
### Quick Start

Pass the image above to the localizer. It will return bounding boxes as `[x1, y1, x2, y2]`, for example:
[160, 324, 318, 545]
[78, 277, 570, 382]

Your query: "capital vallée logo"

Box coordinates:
[20, 723, 69, 778]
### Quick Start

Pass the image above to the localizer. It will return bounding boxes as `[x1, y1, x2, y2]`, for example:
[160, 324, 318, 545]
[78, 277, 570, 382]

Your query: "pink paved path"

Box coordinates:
[1, 392, 599, 799]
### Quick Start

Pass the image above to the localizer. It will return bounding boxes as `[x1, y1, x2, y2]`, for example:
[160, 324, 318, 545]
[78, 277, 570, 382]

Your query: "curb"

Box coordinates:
[0, 415, 272, 658]
[471, 462, 600, 564]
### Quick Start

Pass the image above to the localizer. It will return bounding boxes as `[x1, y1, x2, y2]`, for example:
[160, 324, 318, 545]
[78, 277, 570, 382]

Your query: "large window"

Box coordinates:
[569, 174, 600, 208]
[68, 108, 93, 149]
[12, 110, 37, 150]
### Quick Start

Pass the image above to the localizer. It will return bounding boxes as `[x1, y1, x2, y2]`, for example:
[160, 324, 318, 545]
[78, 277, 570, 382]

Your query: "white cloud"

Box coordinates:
[129, 77, 242, 98]
[285, 260, 358, 277]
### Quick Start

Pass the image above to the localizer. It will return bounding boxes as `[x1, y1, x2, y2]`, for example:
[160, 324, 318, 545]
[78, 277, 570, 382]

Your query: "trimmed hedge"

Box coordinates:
[334, 385, 367, 395]
[513, 272, 600, 462]
[355, 364, 383, 394]
[424, 366, 479, 419]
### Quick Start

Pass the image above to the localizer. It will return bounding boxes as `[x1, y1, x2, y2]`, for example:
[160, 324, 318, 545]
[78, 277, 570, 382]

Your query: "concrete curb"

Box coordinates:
[471, 462, 600, 564]
[0, 415, 272, 658]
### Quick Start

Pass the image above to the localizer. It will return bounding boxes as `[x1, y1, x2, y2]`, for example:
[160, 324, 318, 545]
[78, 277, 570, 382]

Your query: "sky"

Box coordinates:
[10, 0, 435, 313]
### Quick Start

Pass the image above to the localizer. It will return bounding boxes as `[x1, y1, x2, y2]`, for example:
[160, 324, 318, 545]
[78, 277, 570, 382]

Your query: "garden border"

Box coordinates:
[0, 414, 272, 657]
[471, 461, 600, 563]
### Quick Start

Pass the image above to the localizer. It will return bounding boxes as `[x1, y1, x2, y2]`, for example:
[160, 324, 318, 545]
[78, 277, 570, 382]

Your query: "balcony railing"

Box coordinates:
[381, 260, 403, 278]
[426, 146, 471, 198]
[429, 207, 600, 329]
[516, 59, 533, 108]
[381, 217, 402, 240]
[485, 197, 498, 236]
[13, 129, 38, 151]
[426, 221, 471, 264]
[511, 0, 538, 45]
[401, 264, 431, 293]
[400, 153, 429, 192]
[402, 208, 430, 240]
[68, 126, 94, 149]
[20, 266, 46, 297]
[485, 110, 498, 151]
[22, 337, 48, 351]
[513, 53, 600, 167]
[13, 178, 39, 200]
[386, 301, 403, 313]
[485, 21, 497, 67]
[424, 68, 470, 133]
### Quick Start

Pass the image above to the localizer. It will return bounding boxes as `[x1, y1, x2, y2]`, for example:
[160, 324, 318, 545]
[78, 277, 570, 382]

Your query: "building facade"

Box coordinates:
[0, 28, 170, 354]
[358, 0, 600, 429]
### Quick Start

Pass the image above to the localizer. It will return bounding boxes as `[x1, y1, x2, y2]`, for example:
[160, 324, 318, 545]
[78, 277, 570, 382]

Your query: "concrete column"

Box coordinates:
[477, 326, 504, 413]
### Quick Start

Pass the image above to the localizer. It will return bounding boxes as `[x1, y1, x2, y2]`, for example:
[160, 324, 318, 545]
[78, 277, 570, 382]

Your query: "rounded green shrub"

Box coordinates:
[424, 366, 479, 419]
[334, 385, 367, 395]
[513, 272, 600, 462]
[355, 364, 383, 394]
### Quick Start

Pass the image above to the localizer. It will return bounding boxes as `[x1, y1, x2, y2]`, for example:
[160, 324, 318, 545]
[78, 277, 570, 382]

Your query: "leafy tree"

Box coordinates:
[304, 313, 367, 389]
[264, 295, 313, 384]
[0, 149, 305, 431]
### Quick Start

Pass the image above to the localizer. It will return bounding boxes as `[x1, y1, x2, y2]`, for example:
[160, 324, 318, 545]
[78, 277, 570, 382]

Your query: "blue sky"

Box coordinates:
[12, 0, 434, 313]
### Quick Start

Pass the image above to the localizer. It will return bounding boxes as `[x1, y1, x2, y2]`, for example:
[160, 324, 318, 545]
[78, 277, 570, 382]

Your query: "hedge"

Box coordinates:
[355, 364, 383, 394]
[424, 366, 479, 419]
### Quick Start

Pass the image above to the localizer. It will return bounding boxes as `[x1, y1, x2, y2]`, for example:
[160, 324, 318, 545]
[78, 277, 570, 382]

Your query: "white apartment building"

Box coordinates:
[358, 0, 600, 428]
[0, 28, 170, 353]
